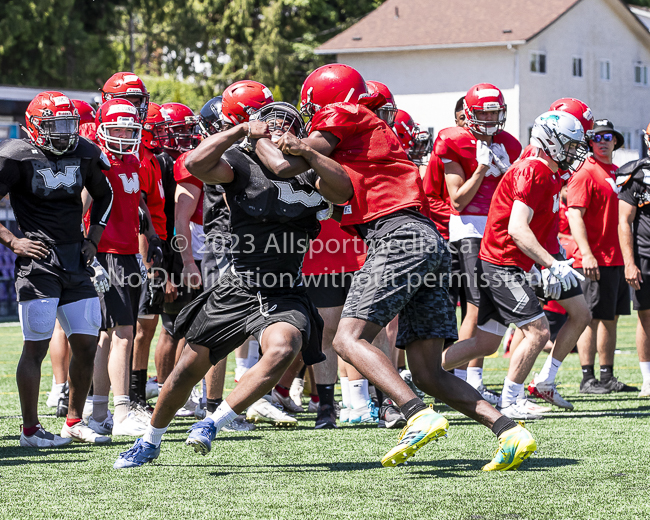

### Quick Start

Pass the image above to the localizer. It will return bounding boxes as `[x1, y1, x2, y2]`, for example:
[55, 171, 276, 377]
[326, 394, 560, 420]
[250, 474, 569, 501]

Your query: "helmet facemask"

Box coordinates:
[166, 119, 201, 152]
[376, 104, 398, 127]
[556, 138, 589, 172]
[30, 115, 80, 155]
[408, 129, 433, 164]
[97, 118, 142, 155]
[251, 102, 307, 142]
[466, 102, 507, 136]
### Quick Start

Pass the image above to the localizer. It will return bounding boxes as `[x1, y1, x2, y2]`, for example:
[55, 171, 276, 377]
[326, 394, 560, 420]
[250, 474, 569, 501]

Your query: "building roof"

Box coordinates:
[316, 0, 586, 54]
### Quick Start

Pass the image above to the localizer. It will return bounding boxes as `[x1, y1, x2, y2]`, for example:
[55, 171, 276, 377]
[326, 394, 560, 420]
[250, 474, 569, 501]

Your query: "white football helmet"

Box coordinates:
[530, 111, 588, 172]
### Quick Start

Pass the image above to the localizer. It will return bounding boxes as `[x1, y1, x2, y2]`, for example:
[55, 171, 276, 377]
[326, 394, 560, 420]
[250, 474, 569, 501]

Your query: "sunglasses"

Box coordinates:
[591, 133, 614, 143]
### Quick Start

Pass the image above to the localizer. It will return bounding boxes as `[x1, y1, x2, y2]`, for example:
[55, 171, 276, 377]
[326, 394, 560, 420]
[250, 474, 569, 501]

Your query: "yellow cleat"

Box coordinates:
[482, 422, 537, 471]
[381, 408, 448, 467]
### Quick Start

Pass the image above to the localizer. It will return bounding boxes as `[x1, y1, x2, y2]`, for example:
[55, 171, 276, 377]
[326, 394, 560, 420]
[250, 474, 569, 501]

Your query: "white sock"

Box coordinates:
[340, 377, 350, 409]
[208, 401, 238, 431]
[236, 357, 247, 370]
[466, 367, 483, 389]
[349, 379, 369, 409]
[454, 369, 467, 382]
[536, 356, 562, 385]
[640, 361, 650, 384]
[247, 340, 260, 368]
[93, 395, 110, 422]
[113, 395, 131, 424]
[51, 382, 65, 395]
[143, 424, 167, 447]
[501, 378, 523, 408]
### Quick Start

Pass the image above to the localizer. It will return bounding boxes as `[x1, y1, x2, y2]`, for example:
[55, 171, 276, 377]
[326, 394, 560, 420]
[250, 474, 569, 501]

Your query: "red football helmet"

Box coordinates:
[300, 64, 367, 119]
[100, 72, 150, 121]
[464, 83, 507, 136]
[25, 91, 80, 155]
[221, 81, 274, 125]
[549, 98, 594, 133]
[71, 100, 96, 126]
[141, 102, 172, 151]
[366, 80, 397, 127]
[393, 109, 417, 151]
[159, 102, 201, 152]
[95, 99, 142, 155]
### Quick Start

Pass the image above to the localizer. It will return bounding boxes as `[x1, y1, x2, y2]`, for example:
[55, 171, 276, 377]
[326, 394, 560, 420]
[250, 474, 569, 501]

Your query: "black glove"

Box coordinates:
[146, 235, 164, 268]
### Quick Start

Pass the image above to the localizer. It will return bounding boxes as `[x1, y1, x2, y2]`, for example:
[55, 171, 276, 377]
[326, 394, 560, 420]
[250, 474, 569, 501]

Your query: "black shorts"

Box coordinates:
[341, 220, 458, 348]
[14, 254, 96, 305]
[577, 266, 630, 320]
[633, 256, 650, 311]
[534, 253, 583, 303]
[477, 260, 545, 328]
[173, 271, 325, 366]
[97, 253, 142, 330]
[450, 237, 481, 307]
[304, 272, 355, 308]
[138, 275, 163, 317]
[545, 309, 568, 342]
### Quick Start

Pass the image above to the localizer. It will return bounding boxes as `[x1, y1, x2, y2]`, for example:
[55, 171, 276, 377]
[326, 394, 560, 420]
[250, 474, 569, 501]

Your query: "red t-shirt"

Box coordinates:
[421, 154, 451, 240]
[140, 147, 167, 240]
[96, 146, 141, 255]
[480, 157, 562, 271]
[435, 127, 522, 216]
[566, 156, 622, 267]
[302, 219, 367, 276]
[174, 151, 204, 226]
[310, 103, 427, 233]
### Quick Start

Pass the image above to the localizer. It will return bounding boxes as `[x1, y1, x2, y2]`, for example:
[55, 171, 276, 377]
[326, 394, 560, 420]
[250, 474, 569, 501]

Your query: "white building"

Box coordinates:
[316, 0, 650, 162]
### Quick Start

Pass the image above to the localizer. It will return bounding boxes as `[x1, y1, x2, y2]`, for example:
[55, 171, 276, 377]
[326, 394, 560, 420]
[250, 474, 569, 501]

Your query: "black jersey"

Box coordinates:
[203, 183, 231, 246]
[156, 151, 177, 243]
[221, 145, 328, 289]
[618, 157, 650, 258]
[0, 137, 112, 247]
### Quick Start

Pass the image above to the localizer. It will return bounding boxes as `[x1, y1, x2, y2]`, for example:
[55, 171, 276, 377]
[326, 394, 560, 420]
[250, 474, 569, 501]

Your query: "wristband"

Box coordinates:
[84, 237, 98, 250]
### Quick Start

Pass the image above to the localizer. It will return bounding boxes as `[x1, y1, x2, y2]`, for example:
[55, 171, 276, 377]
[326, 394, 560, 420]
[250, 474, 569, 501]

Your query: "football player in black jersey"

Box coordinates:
[0, 91, 114, 447]
[114, 101, 353, 468]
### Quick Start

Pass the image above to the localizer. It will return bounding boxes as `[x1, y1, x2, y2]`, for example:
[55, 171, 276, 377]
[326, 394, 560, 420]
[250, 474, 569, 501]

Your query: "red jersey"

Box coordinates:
[79, 122, 96, 142]
[566, 156, 622, 267]
[435, 127, 522, 216]
[310, 103, 428, 234]
[140, 147, 167, 240]
[480, 157, 562, 271]
[97, 146, 141, 255]
[421, 154, 451, 240]
[174, 151, 204, 226]
[302, 219, 367, 276]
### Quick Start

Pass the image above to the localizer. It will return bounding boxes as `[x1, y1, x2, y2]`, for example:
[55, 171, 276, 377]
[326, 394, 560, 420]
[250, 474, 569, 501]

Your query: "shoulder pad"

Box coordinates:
[76, 137, 110, 169]
[615, 157, 650, 187]
[0, 138, 47, 162]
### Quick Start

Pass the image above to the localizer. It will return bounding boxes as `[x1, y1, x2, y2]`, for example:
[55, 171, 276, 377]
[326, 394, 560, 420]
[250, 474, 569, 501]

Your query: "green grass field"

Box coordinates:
[1, 316, 650, 520]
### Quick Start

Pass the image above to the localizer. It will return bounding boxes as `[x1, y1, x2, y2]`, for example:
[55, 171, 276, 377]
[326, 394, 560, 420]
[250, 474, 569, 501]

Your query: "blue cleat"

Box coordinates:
[185, 418, 218, 455]
[114, 438, 160, 469]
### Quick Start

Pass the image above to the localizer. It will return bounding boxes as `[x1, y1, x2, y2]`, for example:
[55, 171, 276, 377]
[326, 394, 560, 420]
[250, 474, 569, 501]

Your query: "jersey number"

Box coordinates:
[119, 173, 140, 194]
[37, 166, 79, 189]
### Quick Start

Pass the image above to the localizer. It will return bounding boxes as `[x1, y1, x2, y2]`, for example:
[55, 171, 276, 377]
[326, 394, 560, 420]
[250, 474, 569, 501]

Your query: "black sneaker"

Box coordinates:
[314, 404, 337, 429]
[56, 382, 69, 418]
[601, 377, 639, 393]
[378, 399, 407, 429]
[579, 378, 611, 395]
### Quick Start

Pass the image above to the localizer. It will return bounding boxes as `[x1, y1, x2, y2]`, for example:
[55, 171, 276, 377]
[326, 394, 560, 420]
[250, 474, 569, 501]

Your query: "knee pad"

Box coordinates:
[19, 299, 59, 341]
[57, 298, 101, 337]
[477, 319, 508, 337]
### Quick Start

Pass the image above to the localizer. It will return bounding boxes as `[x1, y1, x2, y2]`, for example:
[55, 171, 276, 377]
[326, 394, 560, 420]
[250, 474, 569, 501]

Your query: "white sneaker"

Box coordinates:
[146, 377, 160, 400]
[221, 416, 256, 432]
[88, 410, 113, 435]
[339, 407, 350, 423]
[476, 384, 500, 405]
[82, 398, 94, 421]
[234, 366, 249, 383]
[61, 421, 111, 444]
[289, 378, 305, 409]
[348, 401, 378, 424]
[519, 398, 552, 414]
[246, 397, 297, 427]
[498, 401, 544, 420]
[112, 413, 148, 436]
[271, 387, 304, 413]
[175, 390, 199, 417]
[639, 381, 650, 397]
[20, 425, 72, 448]
[307, 399, 319, 413]
[529, 380, 574, 410]
[130, 401, 153, 421]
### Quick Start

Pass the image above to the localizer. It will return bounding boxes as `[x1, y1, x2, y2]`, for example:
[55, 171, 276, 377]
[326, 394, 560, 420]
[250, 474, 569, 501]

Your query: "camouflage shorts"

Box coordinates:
[341, 221, 458, 347]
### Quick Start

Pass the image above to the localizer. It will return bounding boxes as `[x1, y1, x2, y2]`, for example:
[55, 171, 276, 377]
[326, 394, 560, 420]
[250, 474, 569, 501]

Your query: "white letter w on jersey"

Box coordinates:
[118, 173, 140, 194]
[272, 180, 324, 207]
[37, 166, 79, 189]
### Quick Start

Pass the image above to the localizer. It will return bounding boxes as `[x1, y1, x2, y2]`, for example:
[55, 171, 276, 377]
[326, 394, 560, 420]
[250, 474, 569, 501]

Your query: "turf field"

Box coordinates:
[1, 316, 649, 520]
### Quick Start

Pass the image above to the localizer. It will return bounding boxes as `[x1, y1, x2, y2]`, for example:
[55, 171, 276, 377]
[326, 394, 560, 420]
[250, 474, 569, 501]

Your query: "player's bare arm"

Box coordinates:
[508, 200, 555, 268]
[185, 121, 270, 184]
[619, 199, 642, 290]
[444, 160, 489, 212]
[567, 206, 599, 280]
[81, 176, 113, 264]
[175, 181, 202, 289]
[275, 132, 353, 204]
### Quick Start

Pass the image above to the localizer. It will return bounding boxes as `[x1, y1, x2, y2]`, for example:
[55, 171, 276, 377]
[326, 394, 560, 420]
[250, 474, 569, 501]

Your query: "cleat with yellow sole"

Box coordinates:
[482, 422, 537, 471]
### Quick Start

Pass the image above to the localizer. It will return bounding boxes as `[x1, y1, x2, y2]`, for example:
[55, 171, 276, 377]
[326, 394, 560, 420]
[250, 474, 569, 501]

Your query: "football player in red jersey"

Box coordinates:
[0, 91, 114, 446]
[88, 99, 163, 438]
[366, 80, 398, 127]
[255, 64, 535, 471]
[443, 111, 588, 421]
[436, 84, 522, 402]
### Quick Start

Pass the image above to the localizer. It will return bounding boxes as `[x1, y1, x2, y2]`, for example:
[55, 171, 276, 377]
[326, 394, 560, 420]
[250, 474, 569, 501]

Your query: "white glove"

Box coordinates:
[549, 258, 585, 291]
[490, 143, 511, 174]
[316, 202, 333, 221]
[541, 268, 562, 300]
[476, 139, 492, 166]
[526, 265, 542, 287]
[90, 258, 109, 294]
[136, 253, 148, 283]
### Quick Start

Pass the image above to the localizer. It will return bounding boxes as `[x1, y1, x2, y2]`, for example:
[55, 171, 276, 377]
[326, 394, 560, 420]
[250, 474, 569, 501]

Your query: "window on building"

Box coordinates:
[600, 60, 611, 81]
[635, 63, 648, 85]
[530, 52, 546, 74]
[572, 57, 583, 77]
